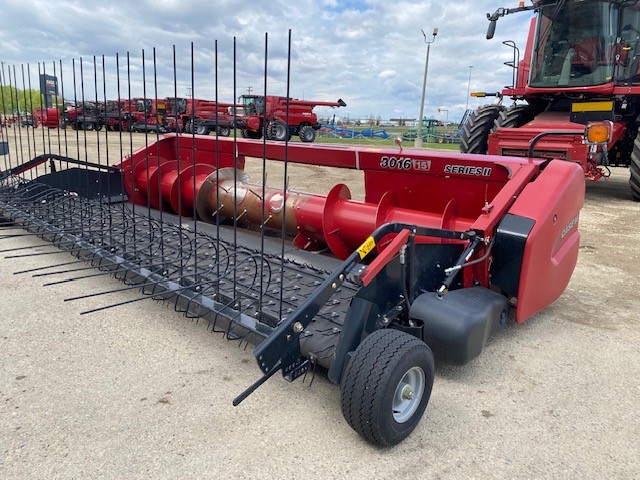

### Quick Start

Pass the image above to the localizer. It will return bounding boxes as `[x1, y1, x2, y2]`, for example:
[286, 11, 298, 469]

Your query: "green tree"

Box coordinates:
[0, 86, 43, 114]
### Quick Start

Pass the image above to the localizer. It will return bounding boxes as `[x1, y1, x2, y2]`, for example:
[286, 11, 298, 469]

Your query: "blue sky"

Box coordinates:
[0, 0, 534, 122]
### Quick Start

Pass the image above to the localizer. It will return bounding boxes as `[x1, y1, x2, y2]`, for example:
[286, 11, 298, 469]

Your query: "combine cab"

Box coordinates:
[461, 0, 640, 200]
[236, 95, 346, 142]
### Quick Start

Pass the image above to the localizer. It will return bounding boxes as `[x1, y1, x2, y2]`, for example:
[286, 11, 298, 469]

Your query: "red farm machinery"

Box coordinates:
[33, 108, 61, 128]
[236, 95, 346, 142]
[63, 102, 106, 131]
[0, 40, 591, 446]
[461, 0, 640, 200]
[104, 98, 149, 132]
[168, 97, 237, 136]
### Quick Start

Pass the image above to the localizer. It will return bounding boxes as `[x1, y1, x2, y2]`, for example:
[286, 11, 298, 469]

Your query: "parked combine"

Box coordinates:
[236, 95, 346, 142]
[168, 97, 237, 136]
[461, 0, 640, 200]
[104, 99, 148, 132]
[64, 102, 105, 131]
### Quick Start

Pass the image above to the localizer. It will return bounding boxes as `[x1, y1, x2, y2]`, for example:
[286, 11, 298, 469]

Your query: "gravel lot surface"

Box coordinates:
[1, 129, 639, 479]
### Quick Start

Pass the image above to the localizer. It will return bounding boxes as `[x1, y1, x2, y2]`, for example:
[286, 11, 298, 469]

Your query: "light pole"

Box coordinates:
[439, 108, 449, 124]
[415, 27, 438, 148]
[465, 65, 473, 113]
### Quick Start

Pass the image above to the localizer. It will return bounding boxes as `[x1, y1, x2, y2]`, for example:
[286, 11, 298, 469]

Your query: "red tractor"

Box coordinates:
[236, 95, 346, 142]
[461, 0, 640, 200]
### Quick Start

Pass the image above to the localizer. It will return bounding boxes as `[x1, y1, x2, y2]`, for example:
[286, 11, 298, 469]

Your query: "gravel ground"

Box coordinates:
[0, 128, 639, 479]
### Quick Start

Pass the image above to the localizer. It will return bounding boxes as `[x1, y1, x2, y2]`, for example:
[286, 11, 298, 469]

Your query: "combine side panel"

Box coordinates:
[504, 160, 584, 322]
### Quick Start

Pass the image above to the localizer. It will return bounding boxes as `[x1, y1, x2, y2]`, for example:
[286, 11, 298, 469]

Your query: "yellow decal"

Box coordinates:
[357, 236, 376, 259]
[571, 101, 613, 113]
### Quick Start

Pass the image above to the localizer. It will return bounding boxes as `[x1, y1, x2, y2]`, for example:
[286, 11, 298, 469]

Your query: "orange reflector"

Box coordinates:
[470, 92, 485, 97]
[585, 122, 611, 144]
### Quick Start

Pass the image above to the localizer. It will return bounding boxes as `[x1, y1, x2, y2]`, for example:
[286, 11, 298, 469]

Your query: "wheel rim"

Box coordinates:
[392, 366, 425, 423]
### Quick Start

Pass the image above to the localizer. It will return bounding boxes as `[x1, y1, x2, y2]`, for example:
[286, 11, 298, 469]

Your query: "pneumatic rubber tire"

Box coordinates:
[299, 125, 316, 142]
[630, 127, 640, 201]
[340, 328, 435, 446]
[194, 123, 208, 135]
[459, 104, 504, 154]
[271, 119, 290, 141]
[492, 103, 536, 132]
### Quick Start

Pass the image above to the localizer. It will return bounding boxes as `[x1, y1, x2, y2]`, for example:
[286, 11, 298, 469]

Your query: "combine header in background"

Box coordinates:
[462, 0, 640, 200]
[0, 36, 587, 446]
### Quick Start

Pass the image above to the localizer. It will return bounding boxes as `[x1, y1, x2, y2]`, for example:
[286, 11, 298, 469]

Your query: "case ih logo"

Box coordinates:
[39, 74, 58, 96]
[561, 214, 579, 239]
[444, 164, 492, 176]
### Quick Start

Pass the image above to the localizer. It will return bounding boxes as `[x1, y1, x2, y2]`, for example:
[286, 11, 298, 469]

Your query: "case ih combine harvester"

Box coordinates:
[60, 93, 342, 143]
[462, 0, 640, 201]
[233, 94, 346, 142]
[0, 39, 592, 446]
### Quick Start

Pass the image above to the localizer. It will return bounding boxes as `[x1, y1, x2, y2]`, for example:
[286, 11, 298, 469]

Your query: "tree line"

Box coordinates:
[0, 86, 44, 115]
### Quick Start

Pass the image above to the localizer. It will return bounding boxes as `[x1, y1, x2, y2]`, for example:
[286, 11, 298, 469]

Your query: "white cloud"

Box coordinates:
[0, 0, 534, 122]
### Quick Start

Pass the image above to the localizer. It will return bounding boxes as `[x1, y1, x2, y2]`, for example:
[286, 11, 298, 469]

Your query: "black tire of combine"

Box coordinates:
[299, 125, 316, 142]
[216, 127, 230, 137]
[340, 329, 435, 447]
[194, 123, 208, 135]
[630, 127, 640, 201]
[459, 104, 505, 154]
[271, 119, 290, 141]
[247, 129, 263, 139]
[492, 103, 536, 132]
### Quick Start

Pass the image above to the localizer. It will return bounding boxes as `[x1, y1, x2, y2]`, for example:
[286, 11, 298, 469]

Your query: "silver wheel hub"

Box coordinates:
[392, 366, 425, 423]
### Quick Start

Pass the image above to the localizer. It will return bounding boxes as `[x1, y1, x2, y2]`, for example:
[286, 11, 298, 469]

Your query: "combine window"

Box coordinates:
[530, 1, 618, 88]
[616, 3, 640, 84]
[242, 96, 265, 115]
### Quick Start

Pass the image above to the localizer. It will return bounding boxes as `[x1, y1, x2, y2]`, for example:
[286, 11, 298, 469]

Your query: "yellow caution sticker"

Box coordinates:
[571, 101, 613, 113]
[357, 236, 376, 259]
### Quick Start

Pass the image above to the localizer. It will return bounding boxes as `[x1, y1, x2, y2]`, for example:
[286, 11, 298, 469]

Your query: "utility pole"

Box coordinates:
[415, 27, 438, 148]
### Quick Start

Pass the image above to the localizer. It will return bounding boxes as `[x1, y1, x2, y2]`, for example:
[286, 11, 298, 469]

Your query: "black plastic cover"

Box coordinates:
[26, 167, 126, 203]
[409, 287, 509, 365]
[490, 213, 535, 297]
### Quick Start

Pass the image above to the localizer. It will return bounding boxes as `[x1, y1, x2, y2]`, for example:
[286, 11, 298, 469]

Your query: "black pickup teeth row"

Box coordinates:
[0, 174, 354, 365]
